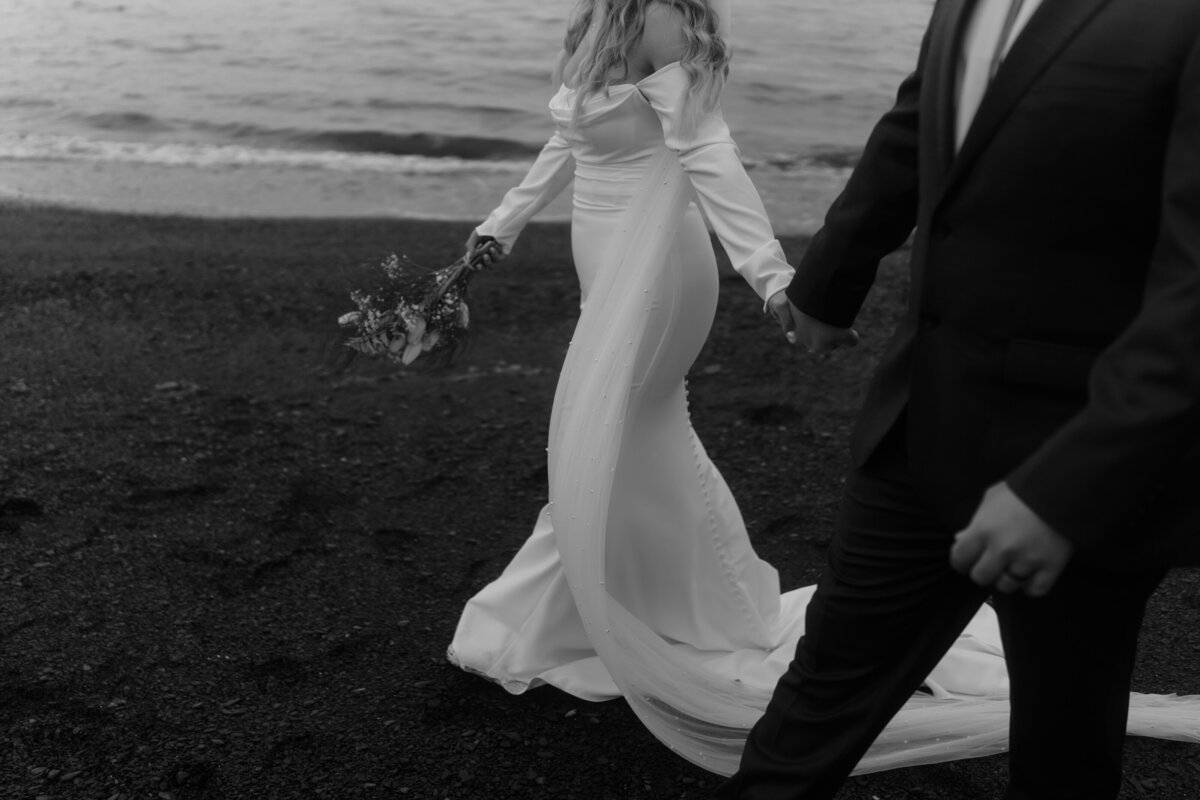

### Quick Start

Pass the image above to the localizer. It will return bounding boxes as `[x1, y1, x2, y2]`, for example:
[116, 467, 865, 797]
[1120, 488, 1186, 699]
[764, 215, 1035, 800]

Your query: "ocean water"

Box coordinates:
[0, 0, 933, 229]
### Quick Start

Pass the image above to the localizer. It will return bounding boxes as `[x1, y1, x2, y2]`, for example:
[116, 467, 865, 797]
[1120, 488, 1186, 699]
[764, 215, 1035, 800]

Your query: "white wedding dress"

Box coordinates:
[447, 62, 1200, 776]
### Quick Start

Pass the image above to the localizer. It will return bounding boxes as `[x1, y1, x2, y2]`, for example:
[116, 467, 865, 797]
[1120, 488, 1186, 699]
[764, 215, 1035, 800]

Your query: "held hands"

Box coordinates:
[465, 231, 507, 271]
[950, 482, 1075, 597]
[767, 290, 860, 353]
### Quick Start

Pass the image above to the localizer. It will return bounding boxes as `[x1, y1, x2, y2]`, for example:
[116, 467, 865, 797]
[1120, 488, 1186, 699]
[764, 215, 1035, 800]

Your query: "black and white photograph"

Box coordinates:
[2, 0, 1200, 798]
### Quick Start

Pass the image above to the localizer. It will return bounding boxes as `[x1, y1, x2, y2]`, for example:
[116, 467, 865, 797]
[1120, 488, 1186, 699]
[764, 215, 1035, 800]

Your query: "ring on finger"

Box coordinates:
[995, 573, 1024, 593]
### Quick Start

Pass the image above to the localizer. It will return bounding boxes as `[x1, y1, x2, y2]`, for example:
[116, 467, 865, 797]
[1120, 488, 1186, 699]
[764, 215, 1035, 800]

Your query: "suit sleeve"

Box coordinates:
[1007, 33, 1200, 551]
[474, 129, 575, 250]
[638, 65, 794, 307]
[785, 29, 931, 328]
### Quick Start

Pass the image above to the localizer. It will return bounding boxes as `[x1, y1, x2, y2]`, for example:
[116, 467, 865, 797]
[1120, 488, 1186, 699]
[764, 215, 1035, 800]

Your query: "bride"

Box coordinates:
[447, 0, 1199, 778]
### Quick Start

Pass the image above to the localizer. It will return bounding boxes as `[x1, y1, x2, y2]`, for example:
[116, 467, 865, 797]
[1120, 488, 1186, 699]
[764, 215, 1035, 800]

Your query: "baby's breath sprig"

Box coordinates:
[337, 245, 491, 368]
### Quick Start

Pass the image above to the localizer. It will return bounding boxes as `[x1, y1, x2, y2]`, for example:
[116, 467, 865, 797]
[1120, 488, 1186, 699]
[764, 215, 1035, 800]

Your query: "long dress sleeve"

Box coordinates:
[637, 64, 794, 306]
[474, 129, 575, 251]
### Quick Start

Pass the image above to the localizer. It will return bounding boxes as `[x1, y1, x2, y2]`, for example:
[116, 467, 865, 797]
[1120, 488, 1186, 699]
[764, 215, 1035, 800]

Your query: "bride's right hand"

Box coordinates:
[465, 231, 508, 270]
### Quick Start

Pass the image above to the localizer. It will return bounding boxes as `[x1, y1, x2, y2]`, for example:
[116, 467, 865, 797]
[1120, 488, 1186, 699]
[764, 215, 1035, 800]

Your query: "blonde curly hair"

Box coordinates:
[556, 0, 730, 112]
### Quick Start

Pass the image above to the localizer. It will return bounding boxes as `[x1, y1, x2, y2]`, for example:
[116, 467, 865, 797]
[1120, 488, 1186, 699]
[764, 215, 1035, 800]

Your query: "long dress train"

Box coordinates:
[447, 63, 1200, 776]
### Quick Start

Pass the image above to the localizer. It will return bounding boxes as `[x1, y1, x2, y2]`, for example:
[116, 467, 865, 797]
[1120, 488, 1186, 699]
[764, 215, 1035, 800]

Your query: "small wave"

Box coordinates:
[70, 1, 130, 13]
[80, 111, 175, 134]
[0, 96, 56, 110]
[57, 112, 544, 161]
[743, 149, 861, 172]
[192, 122, 544, 160]
[296, 130, 543, 160]
[0, 132, 532, 175]
[350, 97, 527, 121]
[145, 42, 224, 56]
[805, 150, 860, 170]
[363, 66, 408, 78]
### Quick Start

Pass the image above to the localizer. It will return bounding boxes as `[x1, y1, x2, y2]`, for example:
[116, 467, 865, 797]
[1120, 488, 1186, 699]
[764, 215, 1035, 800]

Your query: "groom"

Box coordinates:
[719, 0, 1200, 798]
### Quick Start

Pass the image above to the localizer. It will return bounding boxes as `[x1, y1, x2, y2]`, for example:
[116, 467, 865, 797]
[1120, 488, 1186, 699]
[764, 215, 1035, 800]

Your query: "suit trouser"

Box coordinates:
[716, 427, 1166, 800]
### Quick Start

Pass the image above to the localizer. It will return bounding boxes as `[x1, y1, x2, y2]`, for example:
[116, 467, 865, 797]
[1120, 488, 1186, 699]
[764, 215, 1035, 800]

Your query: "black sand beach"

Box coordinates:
[1, 202, 1198, 799]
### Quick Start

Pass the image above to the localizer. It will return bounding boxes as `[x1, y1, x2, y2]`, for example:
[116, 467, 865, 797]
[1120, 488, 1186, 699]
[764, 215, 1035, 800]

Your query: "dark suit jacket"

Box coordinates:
[788, 0, 1200, 566]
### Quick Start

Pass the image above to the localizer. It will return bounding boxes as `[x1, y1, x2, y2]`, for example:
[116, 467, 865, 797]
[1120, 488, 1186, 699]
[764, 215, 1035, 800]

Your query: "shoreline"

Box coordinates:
[0, 155, 850, 235]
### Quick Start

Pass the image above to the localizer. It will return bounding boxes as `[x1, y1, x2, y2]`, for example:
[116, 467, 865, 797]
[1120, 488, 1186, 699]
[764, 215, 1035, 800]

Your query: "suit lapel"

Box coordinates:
[942, 0, 1114, 194]
[927, 0, 979, 177]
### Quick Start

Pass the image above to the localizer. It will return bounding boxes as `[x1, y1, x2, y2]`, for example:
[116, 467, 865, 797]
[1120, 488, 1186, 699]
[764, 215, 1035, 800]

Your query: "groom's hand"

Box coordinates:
[950, 482, 1075, 597]
[769, 292, 859, 353]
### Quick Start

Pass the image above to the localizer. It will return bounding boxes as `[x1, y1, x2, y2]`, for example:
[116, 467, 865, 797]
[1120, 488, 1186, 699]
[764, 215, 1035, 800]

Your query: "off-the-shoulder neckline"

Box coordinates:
[559, 60, 683, 92]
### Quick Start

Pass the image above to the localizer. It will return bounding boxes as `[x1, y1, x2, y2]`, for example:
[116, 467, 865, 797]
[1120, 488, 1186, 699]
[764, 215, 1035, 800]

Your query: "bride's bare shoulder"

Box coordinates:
[638, 2, 688, 70]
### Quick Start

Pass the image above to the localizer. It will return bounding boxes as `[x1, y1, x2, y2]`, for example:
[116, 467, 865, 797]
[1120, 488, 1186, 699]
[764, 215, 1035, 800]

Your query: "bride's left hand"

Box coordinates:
[766, 290, 796, 342]
[768, 290, 859, 352]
